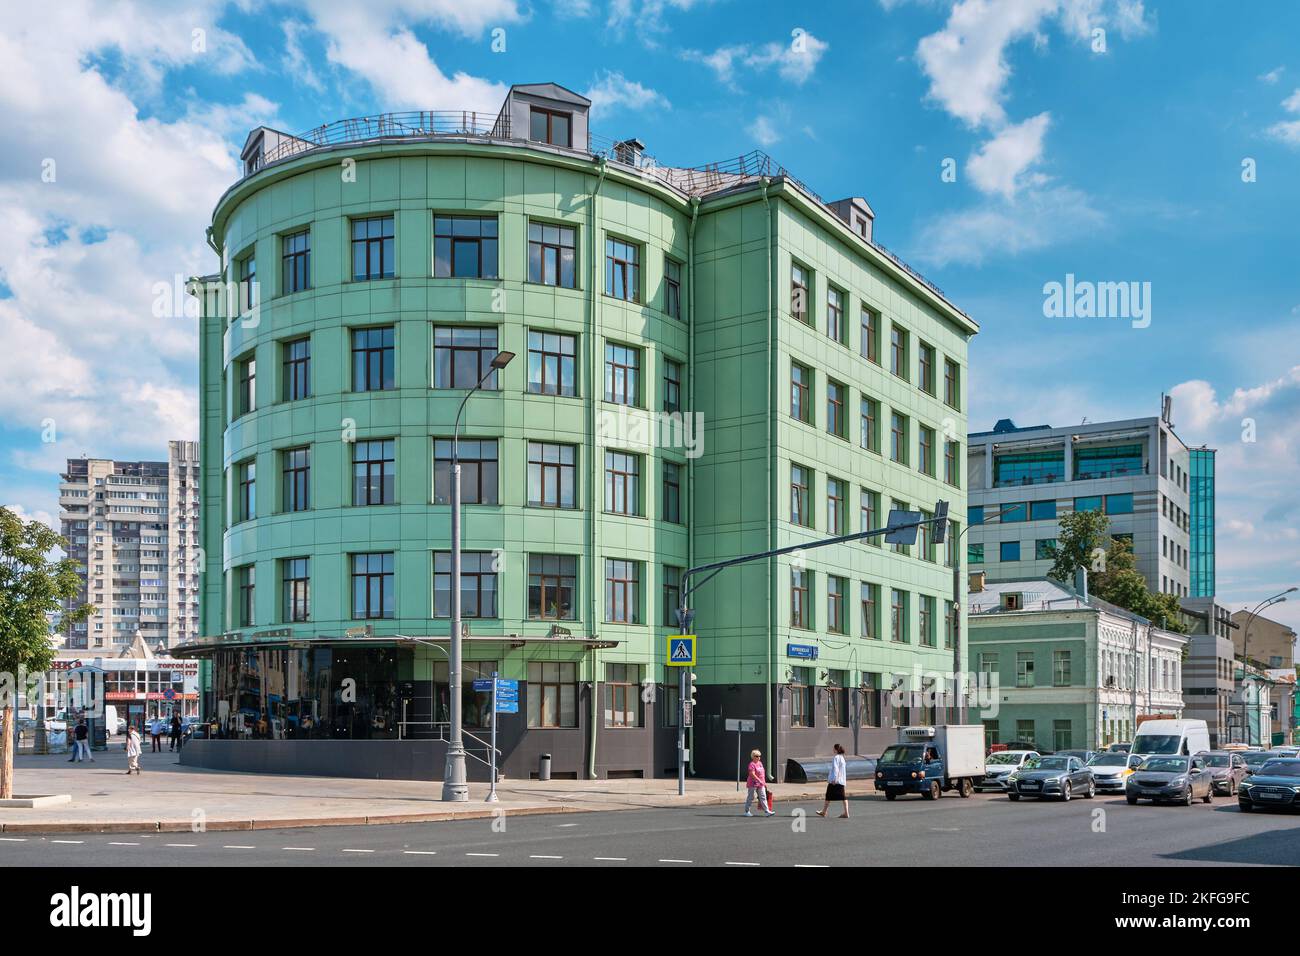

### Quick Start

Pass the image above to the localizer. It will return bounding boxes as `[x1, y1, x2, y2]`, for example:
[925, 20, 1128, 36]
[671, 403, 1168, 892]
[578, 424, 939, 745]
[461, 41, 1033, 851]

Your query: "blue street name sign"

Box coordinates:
[787, 643, 818, 660]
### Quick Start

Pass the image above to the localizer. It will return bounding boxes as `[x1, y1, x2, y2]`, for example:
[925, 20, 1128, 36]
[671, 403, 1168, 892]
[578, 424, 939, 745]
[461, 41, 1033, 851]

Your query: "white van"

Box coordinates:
[103, 705, 119, 736]
[1132, 719, 1210, 758]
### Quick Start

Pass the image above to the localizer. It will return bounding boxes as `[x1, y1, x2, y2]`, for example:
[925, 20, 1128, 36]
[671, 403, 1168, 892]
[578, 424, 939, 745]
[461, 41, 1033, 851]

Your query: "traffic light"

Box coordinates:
[932, 499, 950, 545]
[687, 672, 698, 707]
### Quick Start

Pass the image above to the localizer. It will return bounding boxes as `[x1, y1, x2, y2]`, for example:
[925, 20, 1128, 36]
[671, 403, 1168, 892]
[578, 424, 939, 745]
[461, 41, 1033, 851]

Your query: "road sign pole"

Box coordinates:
[486, 671, 499, 803]
[736, 728, 741, 792]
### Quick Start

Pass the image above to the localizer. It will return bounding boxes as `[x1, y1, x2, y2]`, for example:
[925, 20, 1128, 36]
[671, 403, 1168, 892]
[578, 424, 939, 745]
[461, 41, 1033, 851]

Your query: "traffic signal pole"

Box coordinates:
[673, 502, 949, 796]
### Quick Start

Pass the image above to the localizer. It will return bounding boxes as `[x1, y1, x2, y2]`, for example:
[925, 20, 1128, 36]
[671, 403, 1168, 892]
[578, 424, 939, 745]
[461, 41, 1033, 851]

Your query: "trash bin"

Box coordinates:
[538, 753, 552, 781]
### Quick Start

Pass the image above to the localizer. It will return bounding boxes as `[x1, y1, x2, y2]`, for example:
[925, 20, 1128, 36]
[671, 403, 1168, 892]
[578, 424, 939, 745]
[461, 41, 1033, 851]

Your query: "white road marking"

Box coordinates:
[0, 838, 28, 842]
[51, 840, 84, 845]
[555, 823, 579, 828]
[341, 849, 374, 854]
[725, 861, 759, 866]
[107, 841, 139, 846]
[530, 854, 563, 859]
[403, 850, 438, 855]
[466, 852, 499, 857]
[165, 843, 196, 847]
[659, 858, 692, 863]
[223, 845, 256, 849]
[282, 846, 315, 851]
[794, 864, 829, 868]
[593, 856, 627, 861]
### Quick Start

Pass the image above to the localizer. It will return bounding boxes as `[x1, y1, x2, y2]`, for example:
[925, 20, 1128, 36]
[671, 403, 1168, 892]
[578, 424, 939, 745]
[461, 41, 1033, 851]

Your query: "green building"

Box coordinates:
[1188, 447, 1216, 598]
[179, 83, 976, 782]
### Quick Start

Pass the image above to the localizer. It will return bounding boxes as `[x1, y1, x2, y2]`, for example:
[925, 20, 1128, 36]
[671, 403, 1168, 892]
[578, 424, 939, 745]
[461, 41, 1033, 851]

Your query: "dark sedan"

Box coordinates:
[1007, 755, 1095, 801]
[1238, 758, 1300, 813]
[1197, 751, 1248, 796]
[1126, 755, 1213, 805]
[1242, 750, 1287, 774]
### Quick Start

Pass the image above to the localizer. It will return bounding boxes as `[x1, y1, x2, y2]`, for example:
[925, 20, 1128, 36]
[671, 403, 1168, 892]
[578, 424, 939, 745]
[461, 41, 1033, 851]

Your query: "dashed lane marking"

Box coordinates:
[593, 856, 627, 861]
[223, 845, 256, 849]
[530, 854, 563, 859]
[466, 852, 499, 857]
[725, 861, 759, 866]
[403, 850, 438, 856]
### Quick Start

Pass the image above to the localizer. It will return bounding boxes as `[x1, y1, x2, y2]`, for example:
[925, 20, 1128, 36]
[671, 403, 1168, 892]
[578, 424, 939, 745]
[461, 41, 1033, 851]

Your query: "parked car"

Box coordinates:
[1086, 751, 1143, 792]
[1242, 750, 1287, 774]
[1108, 741, 1132, 753]
[1056, 749, 1097, 764]
[1238, 758, 1300, 813]
[1269, 746, 1300, 758]
[1197, 750, 1249, 796]
[1125, 755, 1213, 805]
[976, 750, 1039, 792]
[1007, 755, 1096, 801]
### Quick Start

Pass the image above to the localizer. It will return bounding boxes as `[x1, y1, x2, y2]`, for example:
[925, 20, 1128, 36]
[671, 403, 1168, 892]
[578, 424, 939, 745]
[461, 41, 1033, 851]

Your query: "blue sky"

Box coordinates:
[1, 0, 1297, 634]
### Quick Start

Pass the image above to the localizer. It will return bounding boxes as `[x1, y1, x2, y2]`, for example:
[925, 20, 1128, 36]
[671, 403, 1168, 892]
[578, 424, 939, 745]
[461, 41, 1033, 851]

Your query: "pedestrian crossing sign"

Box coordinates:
[667, 635, 696, 667]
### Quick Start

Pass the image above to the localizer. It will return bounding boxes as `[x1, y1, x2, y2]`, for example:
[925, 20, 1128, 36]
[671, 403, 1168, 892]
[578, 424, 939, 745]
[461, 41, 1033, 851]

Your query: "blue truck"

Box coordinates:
[874, 725, 987, 801]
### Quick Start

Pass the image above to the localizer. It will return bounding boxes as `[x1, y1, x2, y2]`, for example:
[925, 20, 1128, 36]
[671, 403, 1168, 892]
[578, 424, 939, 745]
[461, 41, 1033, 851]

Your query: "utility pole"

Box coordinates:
[1241, 589, 1296, 747]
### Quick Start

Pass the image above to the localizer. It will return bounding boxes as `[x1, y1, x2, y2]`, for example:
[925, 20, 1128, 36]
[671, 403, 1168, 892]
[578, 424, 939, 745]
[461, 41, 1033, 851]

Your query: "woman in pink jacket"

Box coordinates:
[744, 749, 775, 816]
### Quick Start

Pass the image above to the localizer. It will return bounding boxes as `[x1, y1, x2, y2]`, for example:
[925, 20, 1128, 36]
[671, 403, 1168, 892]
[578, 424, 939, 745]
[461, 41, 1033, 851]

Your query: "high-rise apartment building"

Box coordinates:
[58, 441, 200, 652]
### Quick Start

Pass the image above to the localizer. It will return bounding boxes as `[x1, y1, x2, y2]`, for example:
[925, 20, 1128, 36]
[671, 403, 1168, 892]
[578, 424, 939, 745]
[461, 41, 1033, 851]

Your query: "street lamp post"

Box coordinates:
[443, 350, 514, 803]
[1240, 588, 1296, 747]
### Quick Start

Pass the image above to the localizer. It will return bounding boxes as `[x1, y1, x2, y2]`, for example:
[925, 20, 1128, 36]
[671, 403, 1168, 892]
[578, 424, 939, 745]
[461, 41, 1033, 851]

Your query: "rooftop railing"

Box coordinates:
[244, 110, 958, 310]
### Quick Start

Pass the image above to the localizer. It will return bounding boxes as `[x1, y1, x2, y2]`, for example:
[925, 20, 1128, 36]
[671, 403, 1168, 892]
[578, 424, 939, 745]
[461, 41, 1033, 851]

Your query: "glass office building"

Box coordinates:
[1189, 448, 1216, 598]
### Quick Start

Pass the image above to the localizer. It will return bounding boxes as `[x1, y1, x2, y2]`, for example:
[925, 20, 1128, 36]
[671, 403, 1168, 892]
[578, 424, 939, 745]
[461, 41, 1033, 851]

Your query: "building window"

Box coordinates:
[605, 663, 641, 728]
[351, 215, 395, 280]
[527, 442, 577, 508]
[604, 343, 640, 405]
[860, 673, 881, 727]
[663, 462, 683, 524]
[1053, 720, 1073, 752]
[826, 477, 845, 535]
[791, 362, 812, 423]
[919, 595, 936, 647]
[529, 107, 571, 147]
[1035, 538, 1057, 560]
[944, 600, 955, 649]
[827, 286, 844, 343]
[918, 425, 935, 476]
[1016, 652, 1035, 687]
[282, 337, 310, 402]
[918, 510, 936, 562]
[791, 263, 810, 324]
[968, 505, 985, 526]
[827, 576, 846, 634]
[890, 589, 907, 642]
[663, 359, 682, 412]
[1074, 443, 1143, 480]
[528, 221, 576, 287]
[604, 451, 641, 516]
[237, 252, 257, 313]
[979, 652, 998, 679]
[236, 355, 256, 417]
[861, 306, 879, 363]
[282, 447, 310, 512]
[1001, 503, 1029, 522]
[861, 582, 880, 639]
[282, 557, 310, 623]
[890, 412, 908, 464]
[1000, 540, 1020, 562]
[351, 553, 394, 619]
[663, 565, 683, 627]
[995, 450, 1065, 487]
[664, 256, 682, 319]
[918, 343, 936, 395]
[235, 565, 255, 627]
[944, 358, 960, 409]
[433, 439, 499, 506]
[605, 559, 641, 624]
[1053, 650, 1072, 686]
[352, 327, 395, 392]
[859, 397, 880, 453]
[890, 325, 908, 379]
[944, 440, 959, 486]
[890, 498, 910, 556]
[434, 326, 500, 390]
[281, 228, 310, 294]
[236, 461, 256, 522]
[790, 666, 813, 728]
[791, 464, 811, 527]
[1105, 493, 1134, 515]
[1074, 495, 1103, 513]
[528, 554, 577, 620]
[433, 551, 498, 618]
[528, 662, 578, 728]
[605, 238, 640, 302]
[527, 330, 577, 397]
[353, 439, 396, 506]
[860, 488, 881, 545]
[791, 568, 809, 628]
[1029, 500, 1057, 521]
[826, 669, 848, 727]
[434, 215, 498, 279]
[826, 380, 846, 438]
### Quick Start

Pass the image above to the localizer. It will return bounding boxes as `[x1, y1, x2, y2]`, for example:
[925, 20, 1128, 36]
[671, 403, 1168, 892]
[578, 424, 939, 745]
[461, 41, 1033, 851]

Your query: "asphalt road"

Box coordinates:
[2, 791, 1297, 867]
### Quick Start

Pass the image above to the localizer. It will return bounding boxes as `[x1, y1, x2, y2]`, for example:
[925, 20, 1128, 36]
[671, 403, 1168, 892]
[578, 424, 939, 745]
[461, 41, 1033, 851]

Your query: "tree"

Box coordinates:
[1091, 537, 1188, 635]
[1046, 509, 1111, 585]
[0, 507, 93, 798]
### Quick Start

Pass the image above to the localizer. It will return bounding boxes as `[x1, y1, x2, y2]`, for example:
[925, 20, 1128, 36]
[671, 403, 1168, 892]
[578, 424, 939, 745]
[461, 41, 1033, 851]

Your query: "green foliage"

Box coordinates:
[1046, 509, 1111, 584]
[0, 507, 93, 678]
[1091, 536, 1188, 634]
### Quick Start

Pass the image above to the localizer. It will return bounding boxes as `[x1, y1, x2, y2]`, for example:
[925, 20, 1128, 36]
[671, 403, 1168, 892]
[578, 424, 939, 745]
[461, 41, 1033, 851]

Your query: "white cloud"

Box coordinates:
[913, 185, 1104, 267]
[1259, 66, 1285, 85]
[584, 71, 671, 120]
[684, 31, 830, 88]
[748, 115, 781, 147]
[607, 0, 714, 40]
[966, 111, 1051, 197]
[281, 20, 326, 93]
[553, 0, 595, 16]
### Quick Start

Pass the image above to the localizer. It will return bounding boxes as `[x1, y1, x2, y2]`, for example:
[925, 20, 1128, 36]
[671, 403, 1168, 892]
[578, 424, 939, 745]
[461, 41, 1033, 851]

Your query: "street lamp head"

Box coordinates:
[490, 350, 516, 370]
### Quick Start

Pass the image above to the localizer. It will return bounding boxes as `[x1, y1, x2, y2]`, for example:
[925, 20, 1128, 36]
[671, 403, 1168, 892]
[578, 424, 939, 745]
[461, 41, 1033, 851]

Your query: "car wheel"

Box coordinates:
[1238, 801, 1251, 812]
[929, 780, 942, 801]
[1008, 793, 1020, 802]
[1183, 786, 1194, 807]
[1202, 788, 1212, 804]
[1062, 781, 1072, 802]
[958, 779, 973, 798]
[1126, 794, 1139, 805]
[1086, 780, 1096, 799]
[884, 790, 897, 801]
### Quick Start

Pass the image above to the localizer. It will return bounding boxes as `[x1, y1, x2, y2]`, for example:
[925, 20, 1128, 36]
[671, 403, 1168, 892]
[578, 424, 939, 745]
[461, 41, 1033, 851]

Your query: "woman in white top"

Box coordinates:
[815, 742, 850, 819]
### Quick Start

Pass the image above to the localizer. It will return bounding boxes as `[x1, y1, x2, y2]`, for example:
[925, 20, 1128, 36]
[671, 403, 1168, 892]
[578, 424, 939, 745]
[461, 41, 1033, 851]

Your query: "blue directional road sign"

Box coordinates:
[494, 678, 519, 714]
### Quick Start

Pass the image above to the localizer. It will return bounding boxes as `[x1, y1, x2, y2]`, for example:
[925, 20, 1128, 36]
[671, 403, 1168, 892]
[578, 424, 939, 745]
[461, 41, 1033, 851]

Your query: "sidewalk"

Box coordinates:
[0, 753, 844, 833]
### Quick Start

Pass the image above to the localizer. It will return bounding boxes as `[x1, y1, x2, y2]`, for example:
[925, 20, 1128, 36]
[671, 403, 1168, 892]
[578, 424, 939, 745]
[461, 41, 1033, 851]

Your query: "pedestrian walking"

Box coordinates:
[149, 716, 163, 753]
[744, 749, 775, 817]
[69, 719, 93, 763]
[169, 711, 182, 752]
[125, 724, 142, 774]
[816, 743, 850, 819]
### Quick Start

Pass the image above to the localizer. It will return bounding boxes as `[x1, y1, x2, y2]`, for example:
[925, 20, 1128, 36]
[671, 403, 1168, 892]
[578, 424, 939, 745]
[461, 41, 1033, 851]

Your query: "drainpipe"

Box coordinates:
[686, 195, 700, 775]
[587, 158, 608, 781]
[760, 179, 776, 774]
